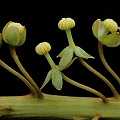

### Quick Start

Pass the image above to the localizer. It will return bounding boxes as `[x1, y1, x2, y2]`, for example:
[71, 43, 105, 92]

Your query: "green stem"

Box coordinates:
[77, 57, 120, 98]
[0, 59, 37, 96]
[61, 73, 108, 103]
[44, 53, 56, 68]
[65, 29, 76, 48]
[9, 46, 44, 99]
[0, 94, 120, 119]
[92, 114, 101, 120]
[98, 41, 120, 84]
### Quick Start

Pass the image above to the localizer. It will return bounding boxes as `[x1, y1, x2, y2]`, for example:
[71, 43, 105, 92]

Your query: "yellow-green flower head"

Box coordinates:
[2, 21, 26, 46]
[58, 18, 75, 30]
[35, 42, 51, 55]
[103, 19, 118, 33]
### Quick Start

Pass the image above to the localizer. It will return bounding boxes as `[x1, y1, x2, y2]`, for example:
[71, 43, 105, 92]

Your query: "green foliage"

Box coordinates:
[74, 46, 95, 59]
[58, 46, 74, 70]
[41, 66, 63, 90]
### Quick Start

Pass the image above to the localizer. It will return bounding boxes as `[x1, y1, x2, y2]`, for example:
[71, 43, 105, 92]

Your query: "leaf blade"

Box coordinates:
[58, 47, 74, 70]
[40, 70, 52, 90]
[74, 46, 95, 59]
[52, 68, 63, 90]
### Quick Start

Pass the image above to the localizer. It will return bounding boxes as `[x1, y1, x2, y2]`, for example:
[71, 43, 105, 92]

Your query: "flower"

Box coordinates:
[92, 19, 120, 47]
[35, 42, 51, 55]
[35, 42, 63, 90]
[58, 18, 75, 30]
[57, 17, 94, 70]
[2, 21, 26, 46]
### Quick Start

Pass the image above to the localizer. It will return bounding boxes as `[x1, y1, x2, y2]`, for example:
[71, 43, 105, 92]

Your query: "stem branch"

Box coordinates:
[9, 46, 43, 98]
[77, 57, 120, 98]
[44, 53, 56, 68]
[62, 73, 108, 103]
[65, 29, 76, 47]
[0, 59, 37, 96]
[98, 41, 120, 84]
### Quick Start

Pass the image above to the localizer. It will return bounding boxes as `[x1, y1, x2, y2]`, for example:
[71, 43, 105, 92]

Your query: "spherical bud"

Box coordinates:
[103, 19, 118, 33]
[2, 21, 26, 46]
[58, 18, 75, 30]
[35, 42, 51, 55]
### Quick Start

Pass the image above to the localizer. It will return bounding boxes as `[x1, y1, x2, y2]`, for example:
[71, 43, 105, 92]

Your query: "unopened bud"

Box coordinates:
[58, 18, 75, 30]
[2, 21, 26, 46]
[35, 42, 51, 55]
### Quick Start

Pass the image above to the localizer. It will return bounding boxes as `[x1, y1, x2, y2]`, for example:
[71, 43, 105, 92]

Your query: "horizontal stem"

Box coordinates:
[62, 73, 108, 103]
[0, 94, 120, 119]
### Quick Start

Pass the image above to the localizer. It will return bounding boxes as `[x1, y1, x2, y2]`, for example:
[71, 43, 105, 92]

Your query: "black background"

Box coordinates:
[0, 1, 120, 98]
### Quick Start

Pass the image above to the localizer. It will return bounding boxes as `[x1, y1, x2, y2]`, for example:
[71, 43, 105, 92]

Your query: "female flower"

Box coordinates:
[92, 18, 120, 47]
[2, 21, 26, 46]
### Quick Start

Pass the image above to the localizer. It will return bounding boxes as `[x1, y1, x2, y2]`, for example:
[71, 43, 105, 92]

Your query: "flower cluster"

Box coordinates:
[92, 18, 120, 47]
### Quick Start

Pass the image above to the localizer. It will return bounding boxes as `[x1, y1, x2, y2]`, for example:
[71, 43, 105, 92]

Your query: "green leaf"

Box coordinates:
[56, 46, 69, 58]
[62, 57, 77, 70]
[40, 70, 52, 90]
[74, 46, 95, 59]
[58, 47, 74, 70]
[101, 32, 120, 47]
[52, 68, 63, 90]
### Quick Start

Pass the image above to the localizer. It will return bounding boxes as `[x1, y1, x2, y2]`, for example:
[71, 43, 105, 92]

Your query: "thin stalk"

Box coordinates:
[44, 53, 56, 69]
[98, 41, 120, 84]
[65, 29, 76, 48]
[61, 73, 108, 103]
[92, 114, 101, 120]
[77, 57, 120, 98]
[9, 46, 44, 99]
[0, 59, 37, 96]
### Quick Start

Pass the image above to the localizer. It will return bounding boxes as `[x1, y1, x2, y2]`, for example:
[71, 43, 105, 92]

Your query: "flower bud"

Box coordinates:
[58, 18, 75, 30]
[35, 42, 51, 55]
[103, 19, 118, 33]
[2, 21, 26, 46]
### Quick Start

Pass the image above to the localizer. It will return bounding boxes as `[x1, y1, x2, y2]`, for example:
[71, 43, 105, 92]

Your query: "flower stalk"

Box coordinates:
[9, 46, 44, 98]
[65, 29, 76, 47]
[62, 73, 108, 103]
[0, 59, 37, 96]
[98, 41, 120, 85]
[77, 57, 120, 98]
[44, 53, 56, 69]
